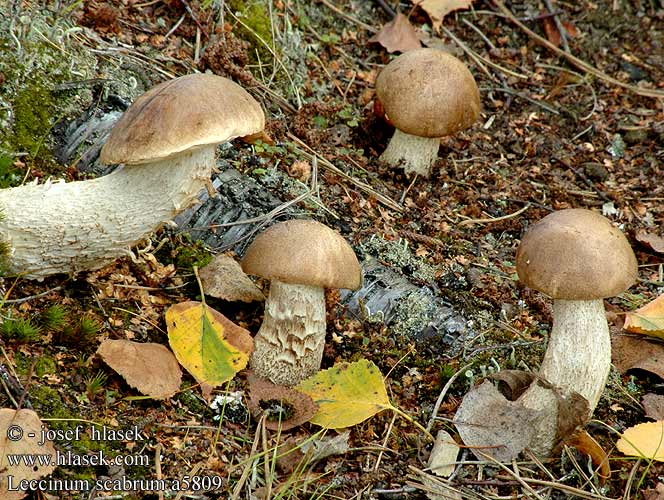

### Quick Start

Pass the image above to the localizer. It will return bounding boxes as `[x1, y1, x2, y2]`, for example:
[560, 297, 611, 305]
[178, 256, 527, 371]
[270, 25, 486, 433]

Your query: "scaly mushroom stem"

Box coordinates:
[0, 147, 213, 278]
[540, 299, 610, 409]
[519, 299, 611, 456]
[379, 128, 440, 177]
[251, 280, 326, 386]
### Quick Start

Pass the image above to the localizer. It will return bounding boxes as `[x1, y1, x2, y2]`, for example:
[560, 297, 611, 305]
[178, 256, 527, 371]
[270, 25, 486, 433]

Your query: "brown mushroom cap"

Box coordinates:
[516, 208, 638, 300]
[241, 219, 362, 290]
[100, 74, 265, 165]
[375, 48, 480, 138]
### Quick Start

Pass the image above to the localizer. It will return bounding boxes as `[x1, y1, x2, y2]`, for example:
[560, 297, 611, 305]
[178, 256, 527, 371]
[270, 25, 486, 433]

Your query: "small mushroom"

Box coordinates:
[515, 208, 638, 455]
[241, 219, 362, 386]
[375, 48, 480, 177]
[0, 74, 264, 278]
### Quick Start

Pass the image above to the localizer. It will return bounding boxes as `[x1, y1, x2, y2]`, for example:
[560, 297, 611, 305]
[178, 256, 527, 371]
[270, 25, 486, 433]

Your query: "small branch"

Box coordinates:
[542, 0, 570, 53]
[492, 0, 664, 98]
[457, 203, 531, 227]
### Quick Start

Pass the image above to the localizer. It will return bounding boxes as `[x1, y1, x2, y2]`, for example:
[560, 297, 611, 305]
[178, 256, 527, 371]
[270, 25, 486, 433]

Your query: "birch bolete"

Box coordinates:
[375, 48, 480, 177]
[241, 219, 362, 386]
[516, 208, 637, 455]
[0, 73, 264, 278]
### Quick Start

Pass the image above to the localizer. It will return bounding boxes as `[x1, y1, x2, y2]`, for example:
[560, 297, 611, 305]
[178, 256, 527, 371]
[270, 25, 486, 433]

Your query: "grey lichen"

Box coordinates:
[360, 234, 438, 283]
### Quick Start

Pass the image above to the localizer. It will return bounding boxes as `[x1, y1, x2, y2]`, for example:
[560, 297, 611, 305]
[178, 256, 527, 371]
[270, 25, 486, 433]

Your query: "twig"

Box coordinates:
[178, 0, 208, 39]
[552, 157, 612, 203]
[486, 86, 561, 114]
[1, 286, 63, 304]
[230, 418, 263, 500]
[399, 230, 445, 248]
[493, 474, 617, 499]
[16, 357, 37, 411]
[462, 18, 497, 51]
[492, 0, 664, 98]
[442, 27, 530, 81]
[287, 133, 403, 212]
[425, 362, 474, 433]
[374, 412, 397, 472]
[318, 0, 378, 33]
[542, 0, 570, 53]
[154, 444, 164, 500]
[457, 203, 531, 227]
[375, 0, 396, 18]
[478, 451, 547, 500]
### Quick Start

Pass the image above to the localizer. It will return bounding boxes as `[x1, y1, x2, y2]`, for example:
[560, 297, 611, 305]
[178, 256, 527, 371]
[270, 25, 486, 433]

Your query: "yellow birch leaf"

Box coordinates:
[296, 359, 394, 429]
[616, 420, 664, 461]
[166, 301, 253, 386]
[624, 294, 664, 339]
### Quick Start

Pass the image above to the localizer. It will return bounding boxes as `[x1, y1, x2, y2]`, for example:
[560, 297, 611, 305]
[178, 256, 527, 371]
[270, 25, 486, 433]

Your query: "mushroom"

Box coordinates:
[241, 219, 362, 386]
[0, 73, 264, 278]
[375, 48, 480, 177]
[515, 208, 638, 455]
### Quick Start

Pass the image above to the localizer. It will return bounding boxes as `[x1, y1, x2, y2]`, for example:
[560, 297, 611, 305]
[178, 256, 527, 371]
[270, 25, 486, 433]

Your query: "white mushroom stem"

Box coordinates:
[0, 147, 213, 278]
[250, 280, 326, 387]
[379, 128, 440, 177]
[519, 299, 611, 456]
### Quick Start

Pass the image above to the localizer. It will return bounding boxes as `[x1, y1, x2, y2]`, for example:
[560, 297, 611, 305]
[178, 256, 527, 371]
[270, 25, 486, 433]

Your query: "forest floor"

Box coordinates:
[0, 0, 663, 499]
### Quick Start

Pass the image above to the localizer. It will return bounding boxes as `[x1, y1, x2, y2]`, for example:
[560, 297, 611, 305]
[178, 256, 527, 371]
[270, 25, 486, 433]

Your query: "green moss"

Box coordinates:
[229, 0, 274, 64]
[173, 240, 213, 271]
[10, 82, 57, 159]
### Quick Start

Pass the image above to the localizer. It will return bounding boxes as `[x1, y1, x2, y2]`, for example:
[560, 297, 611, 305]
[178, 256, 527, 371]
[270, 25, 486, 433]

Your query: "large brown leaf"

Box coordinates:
[0, 409, 57, 500]
[97, 339, 182, 399]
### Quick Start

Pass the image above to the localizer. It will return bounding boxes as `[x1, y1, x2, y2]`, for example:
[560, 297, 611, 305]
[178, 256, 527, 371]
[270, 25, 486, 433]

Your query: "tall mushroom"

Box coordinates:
[241, 219, 362, 386]
[0, 74, 264, 278]
[375, 48, 480, 177]
[516, 208, 638, 455]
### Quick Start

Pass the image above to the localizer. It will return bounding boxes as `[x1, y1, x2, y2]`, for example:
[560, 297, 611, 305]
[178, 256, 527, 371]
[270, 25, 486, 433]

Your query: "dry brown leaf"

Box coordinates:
[276, 431, 350, 474]
[636, 230, 664, 254]
[368, 13, 421, 53]
[612, 333, 664, 379]
[248, 373, 317, 431]
[454, 381, 541, 461]
[489, 370, 536, 400]
[564, 430, 610, 481]
[428, 429, 459, 477]
[624, 293, 664, 338]
[0, 409, 57, 500]
[413, 0, 473, 30]
[541, 15, 578, 47]
[643, 394, 664, 421]
[644, 483, 664, 500]
[97, 339, 182, 399]
[199, 254, 264, 303]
